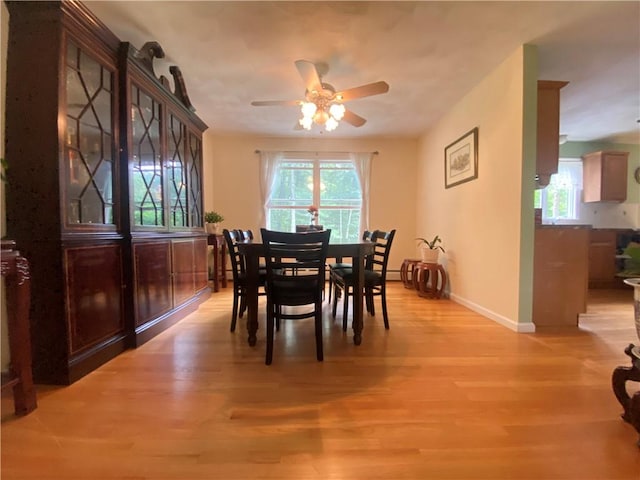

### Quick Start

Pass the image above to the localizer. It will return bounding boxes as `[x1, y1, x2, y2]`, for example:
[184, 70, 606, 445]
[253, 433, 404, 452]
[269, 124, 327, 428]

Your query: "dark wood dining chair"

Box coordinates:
[332, 229, 396, 331]
[222, 228, 266, 332]
[295, 225, 324, 233]
[261, 228, 331, 365]
[235, 229, 254, 241]
[327, 230, 374, 302]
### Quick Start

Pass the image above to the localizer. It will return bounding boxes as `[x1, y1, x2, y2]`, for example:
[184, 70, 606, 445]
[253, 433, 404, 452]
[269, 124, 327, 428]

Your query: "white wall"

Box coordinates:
[203, 134, 419, 274]
[416, 45, 536, 331]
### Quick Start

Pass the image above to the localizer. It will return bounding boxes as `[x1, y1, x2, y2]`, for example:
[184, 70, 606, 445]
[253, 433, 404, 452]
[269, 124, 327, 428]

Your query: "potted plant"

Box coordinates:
[416, 235, 445, 263]
[204, 211, 224, 234]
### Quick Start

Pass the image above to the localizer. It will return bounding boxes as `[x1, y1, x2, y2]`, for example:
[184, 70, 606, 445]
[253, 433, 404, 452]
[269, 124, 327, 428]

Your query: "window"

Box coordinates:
[264, 153, 367, 242]
[534, 158, 582, 221]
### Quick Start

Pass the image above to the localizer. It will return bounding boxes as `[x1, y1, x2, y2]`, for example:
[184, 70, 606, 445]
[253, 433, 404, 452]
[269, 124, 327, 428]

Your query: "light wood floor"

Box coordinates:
[2, 283, 639, 479]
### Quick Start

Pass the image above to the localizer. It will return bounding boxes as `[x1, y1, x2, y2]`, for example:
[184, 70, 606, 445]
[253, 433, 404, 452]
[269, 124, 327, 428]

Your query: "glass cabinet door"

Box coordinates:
[167, 113, 187, 228]
[187, 133, 203, 228]
[130, 84, 163, 227]
[65, 41, 116, 226]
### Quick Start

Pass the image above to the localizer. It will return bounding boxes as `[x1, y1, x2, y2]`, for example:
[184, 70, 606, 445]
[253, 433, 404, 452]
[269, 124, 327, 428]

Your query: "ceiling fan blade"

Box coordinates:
[251, 99, 301, 107]
[295, 59, 323, 94]
[342, 109, 367, 127]
[336, 81, 389, 101]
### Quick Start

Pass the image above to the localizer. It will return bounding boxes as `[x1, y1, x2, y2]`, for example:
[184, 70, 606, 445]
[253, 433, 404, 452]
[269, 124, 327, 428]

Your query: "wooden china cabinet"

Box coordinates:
[4, 1, 209, 384]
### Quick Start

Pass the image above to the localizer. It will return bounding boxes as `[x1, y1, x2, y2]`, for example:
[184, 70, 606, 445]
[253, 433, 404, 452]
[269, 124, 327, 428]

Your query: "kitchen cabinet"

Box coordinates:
[588, 229, 619, 288]
[588, 228, 636, 288]
[582, 151, 629, 202]
[536, 80, 569, 187]
[4, 1, 209, 384]
[533, 226, 590, 327]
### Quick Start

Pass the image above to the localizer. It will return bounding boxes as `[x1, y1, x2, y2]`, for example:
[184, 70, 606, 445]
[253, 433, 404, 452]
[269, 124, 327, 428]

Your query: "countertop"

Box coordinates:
[536, 224, 592, 229]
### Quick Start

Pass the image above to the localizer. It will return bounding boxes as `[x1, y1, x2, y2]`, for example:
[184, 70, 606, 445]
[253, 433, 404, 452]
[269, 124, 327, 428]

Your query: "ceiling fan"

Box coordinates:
[250, 60, 390, 131]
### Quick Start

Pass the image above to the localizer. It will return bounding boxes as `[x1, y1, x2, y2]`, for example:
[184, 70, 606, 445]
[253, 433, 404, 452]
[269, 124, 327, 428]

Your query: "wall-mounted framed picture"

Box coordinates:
[444, 127, 478, 188]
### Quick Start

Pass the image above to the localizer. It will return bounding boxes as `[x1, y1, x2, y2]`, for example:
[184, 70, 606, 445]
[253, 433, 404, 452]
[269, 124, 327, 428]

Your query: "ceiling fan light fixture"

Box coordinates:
[301, 101, 317, 119]
[329, 103, 345, 120]
[299, 116, 313, 130]
[314, 109, 329, 125]
[252, 60, 389, 132]
[325, 116, 339, 131]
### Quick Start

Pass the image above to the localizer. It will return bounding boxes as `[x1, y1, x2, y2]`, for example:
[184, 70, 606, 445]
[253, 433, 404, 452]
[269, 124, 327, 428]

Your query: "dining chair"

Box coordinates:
[261, 228, 331, 365]
[222, 228, 266, 332]
[332, 229, 396, 330]
[327, 230, 374, 302]
[235, 229, 254, 241]
[295, 225, 324, 232]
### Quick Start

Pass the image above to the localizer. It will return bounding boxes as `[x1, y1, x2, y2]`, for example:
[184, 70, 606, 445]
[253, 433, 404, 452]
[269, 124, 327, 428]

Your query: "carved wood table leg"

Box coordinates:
[400, 259, 420, 289]
[1, 240, 37, 415]
[611, 344, 640, 446]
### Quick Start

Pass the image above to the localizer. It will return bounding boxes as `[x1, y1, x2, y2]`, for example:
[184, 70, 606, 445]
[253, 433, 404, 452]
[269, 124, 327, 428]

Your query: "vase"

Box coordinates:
[420, 247, 439, 264]
[622, 278, 640, 343]
[206, 223, 218, 234]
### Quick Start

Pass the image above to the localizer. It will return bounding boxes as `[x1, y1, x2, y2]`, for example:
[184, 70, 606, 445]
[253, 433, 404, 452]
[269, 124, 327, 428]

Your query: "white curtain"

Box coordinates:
[350, 152, 372, 234]
[258, 151, 284, 228]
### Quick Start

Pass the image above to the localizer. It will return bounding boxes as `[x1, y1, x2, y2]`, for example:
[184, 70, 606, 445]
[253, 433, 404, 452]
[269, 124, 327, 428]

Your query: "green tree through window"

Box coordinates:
[267, 158, 362, 242]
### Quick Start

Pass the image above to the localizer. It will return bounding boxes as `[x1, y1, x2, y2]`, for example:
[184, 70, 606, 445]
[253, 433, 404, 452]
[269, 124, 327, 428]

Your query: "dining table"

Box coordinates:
[237, 240, 376, 347]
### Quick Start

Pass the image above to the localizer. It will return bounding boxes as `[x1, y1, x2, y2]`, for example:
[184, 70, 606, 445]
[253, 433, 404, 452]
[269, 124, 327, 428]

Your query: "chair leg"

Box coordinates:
[327, 274, 333, 302]
[368, 288, 376, 316]
[239, 294, 246, 318]
[332, 285, 339, 318]
[230, 291, 239, 332]
[381, 286, 390, 329]
[276, 306, 281, 331]
[364, 288, 372, 313]
[266, 302, 275, 365]
[342, 285, 349, 332]
[315, 304, 323, 361]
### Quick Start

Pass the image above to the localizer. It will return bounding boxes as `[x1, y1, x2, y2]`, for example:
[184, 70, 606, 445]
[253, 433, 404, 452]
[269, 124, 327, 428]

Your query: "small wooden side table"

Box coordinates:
[0, 240, 37, 415]
[412, 262, 447, 299]
[207, 234, 227, 292]
[400, 258, 421, 289]
[612, 344, 640, 446]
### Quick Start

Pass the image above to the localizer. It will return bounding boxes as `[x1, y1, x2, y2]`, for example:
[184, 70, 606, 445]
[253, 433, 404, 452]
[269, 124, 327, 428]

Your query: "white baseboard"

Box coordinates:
[449, 293, 536, 333]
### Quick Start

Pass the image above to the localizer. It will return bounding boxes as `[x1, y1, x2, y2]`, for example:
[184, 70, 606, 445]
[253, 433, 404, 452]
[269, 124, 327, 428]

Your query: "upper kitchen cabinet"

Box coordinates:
[582, 151, 629, 203]
[536, 80, 569, 188]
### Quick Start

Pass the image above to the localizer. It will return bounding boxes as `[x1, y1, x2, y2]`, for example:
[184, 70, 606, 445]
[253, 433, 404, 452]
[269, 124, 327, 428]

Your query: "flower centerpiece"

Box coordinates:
[307, 205, 319, 226]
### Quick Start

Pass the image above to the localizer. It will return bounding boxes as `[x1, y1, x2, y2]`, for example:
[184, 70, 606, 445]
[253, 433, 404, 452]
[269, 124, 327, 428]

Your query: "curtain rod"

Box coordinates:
[254, 149, 379, 155]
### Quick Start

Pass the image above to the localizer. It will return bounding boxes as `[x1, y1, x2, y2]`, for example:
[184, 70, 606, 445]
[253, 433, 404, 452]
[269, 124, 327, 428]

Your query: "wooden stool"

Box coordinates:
[413, 262, 447, 299]
[400, 258, 421, 289]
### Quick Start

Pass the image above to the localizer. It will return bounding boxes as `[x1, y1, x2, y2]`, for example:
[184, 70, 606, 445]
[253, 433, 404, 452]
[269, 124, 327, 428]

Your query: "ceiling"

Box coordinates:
[86, 1, 640, 143]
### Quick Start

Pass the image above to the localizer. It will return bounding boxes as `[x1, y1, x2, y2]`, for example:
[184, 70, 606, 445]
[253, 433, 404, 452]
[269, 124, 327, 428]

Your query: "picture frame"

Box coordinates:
[444, 127, 478, 188]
